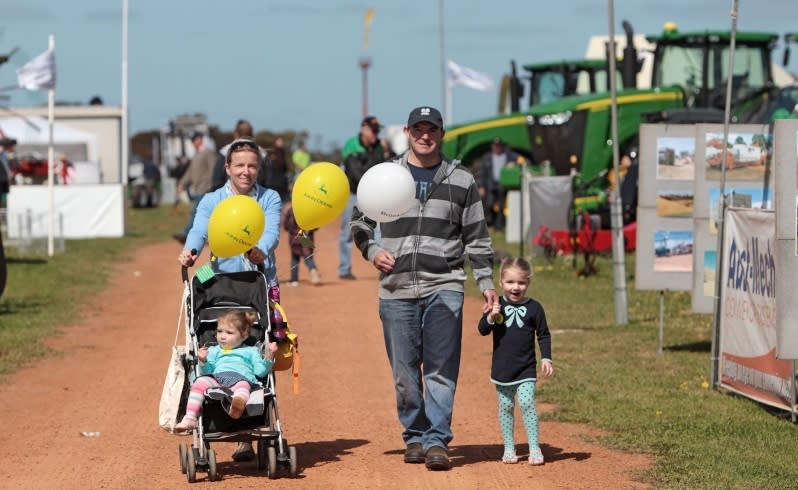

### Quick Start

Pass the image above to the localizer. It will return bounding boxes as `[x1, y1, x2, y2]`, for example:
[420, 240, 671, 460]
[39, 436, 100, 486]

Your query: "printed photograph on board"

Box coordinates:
[705, 132, 772, 181]
[656, 190, 694, 218]
[703, 250, 716, 296]
[708, 187, 770, 234]
[656, 136, 695, 180]
[653, 229, 693, 272]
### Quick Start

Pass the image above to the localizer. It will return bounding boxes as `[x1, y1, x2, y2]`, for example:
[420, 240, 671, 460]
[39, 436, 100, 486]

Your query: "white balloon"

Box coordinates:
[357, 163, 416, 223]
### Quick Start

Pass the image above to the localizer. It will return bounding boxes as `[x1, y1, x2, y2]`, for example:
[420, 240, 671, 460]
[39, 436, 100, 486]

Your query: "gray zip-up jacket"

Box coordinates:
[350, 152, 495, 300]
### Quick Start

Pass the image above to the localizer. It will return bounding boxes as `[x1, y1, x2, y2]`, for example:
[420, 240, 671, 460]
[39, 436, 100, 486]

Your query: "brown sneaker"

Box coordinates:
[425, 446, 451, 471]
[310, 268, 321, 285]
[404, 443, 425, 464]
[229, 396, 246, 419]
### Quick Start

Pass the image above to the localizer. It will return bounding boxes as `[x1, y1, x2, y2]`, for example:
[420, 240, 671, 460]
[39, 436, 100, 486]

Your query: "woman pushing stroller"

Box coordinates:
[177, 137, 282, 283]
[175, 310, 276, 432]
[176, 137, 283, 461]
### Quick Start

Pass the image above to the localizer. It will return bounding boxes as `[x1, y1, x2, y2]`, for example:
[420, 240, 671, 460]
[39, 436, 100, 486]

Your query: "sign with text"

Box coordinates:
[719, 208, 793, 411]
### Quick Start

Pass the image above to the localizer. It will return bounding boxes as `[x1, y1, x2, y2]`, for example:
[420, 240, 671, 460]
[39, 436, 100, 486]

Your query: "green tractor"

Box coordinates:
[443, 23, 793, 225]
[444, 57, 623, 170]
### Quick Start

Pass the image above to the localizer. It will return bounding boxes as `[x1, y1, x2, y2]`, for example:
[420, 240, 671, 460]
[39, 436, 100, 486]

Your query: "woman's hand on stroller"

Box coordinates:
[178, 248, 198, 267]
[244, 247, 265, 264]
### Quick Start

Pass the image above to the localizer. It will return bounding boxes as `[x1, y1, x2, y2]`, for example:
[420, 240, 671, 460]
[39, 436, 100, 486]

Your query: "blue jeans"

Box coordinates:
[379, 290, 464, 451]
[339, 193, 380, 276]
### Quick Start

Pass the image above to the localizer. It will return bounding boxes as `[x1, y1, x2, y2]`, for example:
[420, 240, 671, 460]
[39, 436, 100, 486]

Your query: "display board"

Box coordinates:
[773, 119, 798, 359]
[691, 123, 774, 314]
[635, 124, 697, 291]
[718, 208, 793, 412]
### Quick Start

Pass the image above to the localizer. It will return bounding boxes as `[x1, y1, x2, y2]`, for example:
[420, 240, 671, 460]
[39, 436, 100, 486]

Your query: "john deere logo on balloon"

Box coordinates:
[303, 191, 332, 208]
[291, 161, 350, 230]
[242, 225, 251, 236]
[224, 231, 252, 246]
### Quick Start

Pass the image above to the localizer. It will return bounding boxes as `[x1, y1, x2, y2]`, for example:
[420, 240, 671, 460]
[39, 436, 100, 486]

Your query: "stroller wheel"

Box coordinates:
[267, 446, 278, 479]
[186, 448, 197, 483]
[256, 440, 267, 471]
[178, 443, 188, 474]
[207, 448, 218, 481]
[288, 445, 298, 477]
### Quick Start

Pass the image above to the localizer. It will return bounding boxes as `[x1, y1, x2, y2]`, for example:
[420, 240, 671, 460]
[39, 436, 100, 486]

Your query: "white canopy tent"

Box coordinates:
[0, 115, 100, 163]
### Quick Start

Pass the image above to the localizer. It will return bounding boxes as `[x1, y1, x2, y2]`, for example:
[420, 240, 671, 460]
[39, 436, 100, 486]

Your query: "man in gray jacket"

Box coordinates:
[351, 106, 497, 471]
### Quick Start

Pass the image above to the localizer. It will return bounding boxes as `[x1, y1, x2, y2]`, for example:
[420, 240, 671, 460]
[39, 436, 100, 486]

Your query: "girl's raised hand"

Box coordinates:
[198, 345, 209, 363]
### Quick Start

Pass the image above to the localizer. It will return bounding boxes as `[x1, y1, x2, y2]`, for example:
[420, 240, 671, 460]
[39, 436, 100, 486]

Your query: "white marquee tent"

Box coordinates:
[0, 115, 100, 163]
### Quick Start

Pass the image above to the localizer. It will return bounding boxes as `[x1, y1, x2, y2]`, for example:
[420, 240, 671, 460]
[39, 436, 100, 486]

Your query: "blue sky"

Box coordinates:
[1, 0, 797, 151]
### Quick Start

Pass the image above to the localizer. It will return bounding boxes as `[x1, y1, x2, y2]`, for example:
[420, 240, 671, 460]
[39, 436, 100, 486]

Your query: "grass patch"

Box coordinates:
[4, 214, 798, 487]
[477, 241, 798, 489]
[0, 204, 186, 374]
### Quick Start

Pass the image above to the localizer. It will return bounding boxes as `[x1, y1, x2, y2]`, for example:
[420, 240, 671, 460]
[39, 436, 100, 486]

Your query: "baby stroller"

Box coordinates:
[176, 265, 297, 483]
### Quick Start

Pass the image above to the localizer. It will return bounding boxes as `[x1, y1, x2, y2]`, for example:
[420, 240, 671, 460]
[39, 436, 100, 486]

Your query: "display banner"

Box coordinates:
[773, 119, 798, 358]
[719, 208, 794, 411]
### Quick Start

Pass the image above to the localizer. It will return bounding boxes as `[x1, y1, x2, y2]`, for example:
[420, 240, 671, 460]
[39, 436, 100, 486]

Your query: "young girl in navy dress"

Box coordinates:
[478, 257, 553, 465]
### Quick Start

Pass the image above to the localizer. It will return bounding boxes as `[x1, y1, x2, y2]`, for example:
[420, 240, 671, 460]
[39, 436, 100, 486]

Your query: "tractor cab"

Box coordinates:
[503, 59, 623, 112]
[445, 59, 624, 171]
[646, 25, 779, 122]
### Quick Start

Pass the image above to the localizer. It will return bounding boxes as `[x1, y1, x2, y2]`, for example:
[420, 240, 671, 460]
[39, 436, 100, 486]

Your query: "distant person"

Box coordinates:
[173, 132, 217, 244]
[607, 147, 635, 195]
[211, 119, 255, 191]
[282, 201, 320, 287]
[0, 137, 17, 207]
[89, 95, 103, 106]
[478, 257, 552, 465]
[174, 310, 276, 432]
[339, 116, 384, 280]
[478, 137, 519, 231]
[262, 136, 290, 202]
[381, 138, 397, 160]
[291, 141, 312, 174]
[350, 106, 497, 471]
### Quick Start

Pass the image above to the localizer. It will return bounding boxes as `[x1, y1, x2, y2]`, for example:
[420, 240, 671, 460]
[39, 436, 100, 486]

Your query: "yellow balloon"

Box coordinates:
[208, 195, 265, 258]
[291, 162, 350, 230]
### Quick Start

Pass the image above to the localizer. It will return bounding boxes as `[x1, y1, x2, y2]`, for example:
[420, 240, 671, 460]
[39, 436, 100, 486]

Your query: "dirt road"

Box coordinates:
[0, 219, 649, 488]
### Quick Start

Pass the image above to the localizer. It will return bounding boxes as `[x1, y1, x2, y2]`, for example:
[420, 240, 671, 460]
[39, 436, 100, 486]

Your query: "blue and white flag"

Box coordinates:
[447, 60, 494, 91]
[17, 48, 56, 91]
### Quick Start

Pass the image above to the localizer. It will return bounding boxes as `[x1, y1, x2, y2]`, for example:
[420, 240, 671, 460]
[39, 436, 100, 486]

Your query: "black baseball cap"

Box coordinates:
[491, 136, 504, 145]
[407, 106, 443, 129]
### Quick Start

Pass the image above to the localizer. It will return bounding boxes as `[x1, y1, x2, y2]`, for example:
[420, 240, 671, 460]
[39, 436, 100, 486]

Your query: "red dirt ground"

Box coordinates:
[0, 218, 650, 489]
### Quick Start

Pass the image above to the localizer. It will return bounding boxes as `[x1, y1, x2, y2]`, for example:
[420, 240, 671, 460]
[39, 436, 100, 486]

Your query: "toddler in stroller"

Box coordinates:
[174, 310, 275, 432]
[176, 267, 298, 482]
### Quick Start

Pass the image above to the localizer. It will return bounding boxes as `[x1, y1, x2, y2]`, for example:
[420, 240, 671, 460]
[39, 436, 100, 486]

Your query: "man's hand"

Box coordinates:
[482, 289, 498, 314]
[373, 250, 395, 274]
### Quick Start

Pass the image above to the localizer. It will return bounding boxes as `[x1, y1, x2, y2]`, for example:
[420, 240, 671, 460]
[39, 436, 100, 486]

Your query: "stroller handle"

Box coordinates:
[180, 249, 198, 282]
[180, 249, 265, 282]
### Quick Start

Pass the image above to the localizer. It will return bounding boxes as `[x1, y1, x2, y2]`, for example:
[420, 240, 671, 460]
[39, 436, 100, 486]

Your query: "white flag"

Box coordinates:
[447, 60, 494, 91]
[17, 48, 56, 91]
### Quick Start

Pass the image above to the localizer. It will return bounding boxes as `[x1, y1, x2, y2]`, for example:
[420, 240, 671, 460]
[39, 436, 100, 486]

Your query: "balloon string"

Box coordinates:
[287, 251, 316, 272]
